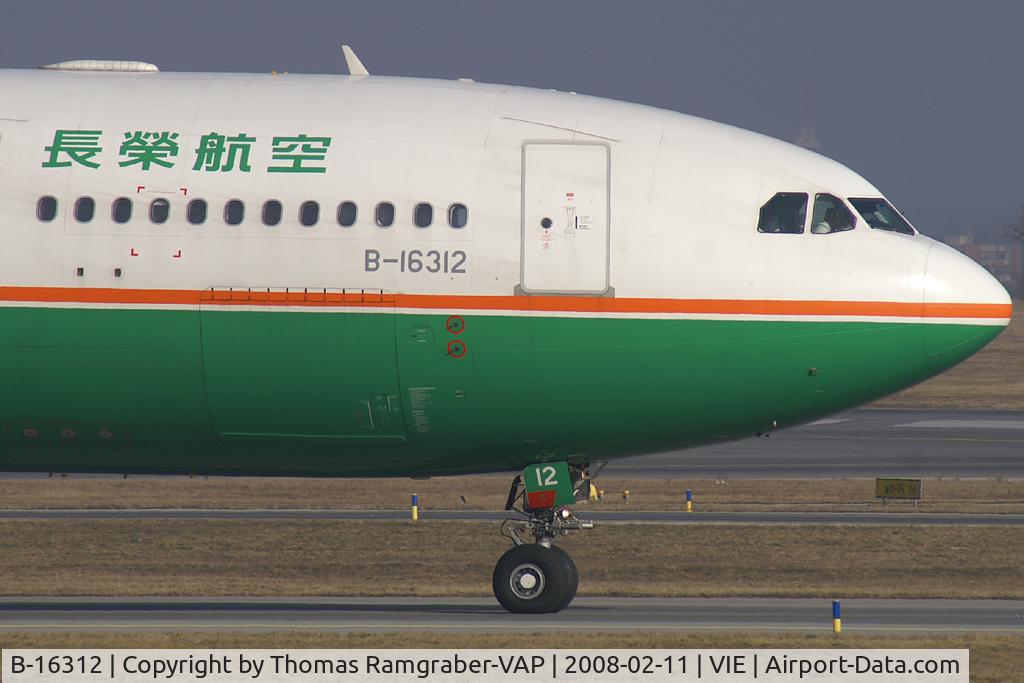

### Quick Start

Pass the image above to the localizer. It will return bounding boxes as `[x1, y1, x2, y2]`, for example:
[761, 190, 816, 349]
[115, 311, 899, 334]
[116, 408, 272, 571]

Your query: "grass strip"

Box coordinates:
[2, 477, 1023, 513]
[0, 520, 1020, 599]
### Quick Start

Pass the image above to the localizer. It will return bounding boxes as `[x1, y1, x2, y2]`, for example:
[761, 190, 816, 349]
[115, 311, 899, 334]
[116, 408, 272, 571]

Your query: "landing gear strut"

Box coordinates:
[493, 463, 593, 613]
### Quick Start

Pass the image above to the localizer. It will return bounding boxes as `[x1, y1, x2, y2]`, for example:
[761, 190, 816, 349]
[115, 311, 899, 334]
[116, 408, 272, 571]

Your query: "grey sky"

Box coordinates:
[2, 0, 1022, 239]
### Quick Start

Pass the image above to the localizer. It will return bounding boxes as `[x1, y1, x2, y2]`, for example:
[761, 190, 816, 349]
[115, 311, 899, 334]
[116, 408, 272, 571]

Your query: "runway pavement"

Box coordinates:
[2, 409, 1020, 638]
[2, 408, 1021, 481]
[605, 408, 1024, 478]
[2, 508, 1022, 525]
[1, 597, 1020, 634]
[3, 408, 1022, 527]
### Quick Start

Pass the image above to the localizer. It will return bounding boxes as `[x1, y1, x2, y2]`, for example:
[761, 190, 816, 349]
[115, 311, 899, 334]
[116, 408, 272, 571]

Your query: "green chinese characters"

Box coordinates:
[119, 131, 179, 170]
[42, 130, 103, 169]
[41, 130, 332, 173]
[193, 132, 255, 172]
[267, 134, 331, 173]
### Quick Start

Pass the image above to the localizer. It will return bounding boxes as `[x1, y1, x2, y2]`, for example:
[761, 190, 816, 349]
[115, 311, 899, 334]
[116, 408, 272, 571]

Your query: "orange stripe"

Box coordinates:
[0, 286, 200, 305]
[0, 286, 1011, 319]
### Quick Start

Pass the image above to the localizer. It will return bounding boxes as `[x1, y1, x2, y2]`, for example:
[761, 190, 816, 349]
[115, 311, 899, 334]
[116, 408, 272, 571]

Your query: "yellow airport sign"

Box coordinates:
[875, 478, 922, 500]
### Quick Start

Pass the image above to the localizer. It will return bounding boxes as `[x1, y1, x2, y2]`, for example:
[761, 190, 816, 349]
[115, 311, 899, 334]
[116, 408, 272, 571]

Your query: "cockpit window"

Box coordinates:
[810, 194, 855, 234]
[757, 192, 807, 234]
[849, 198, 915, 235]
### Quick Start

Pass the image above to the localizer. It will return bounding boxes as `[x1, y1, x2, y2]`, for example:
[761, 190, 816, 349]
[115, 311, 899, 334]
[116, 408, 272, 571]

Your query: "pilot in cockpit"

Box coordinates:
[813, 207, 842, 234]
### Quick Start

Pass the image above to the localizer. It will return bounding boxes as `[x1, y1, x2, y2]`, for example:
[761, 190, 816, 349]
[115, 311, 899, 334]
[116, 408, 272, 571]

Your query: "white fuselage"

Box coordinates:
[0, 68, 1008, 319]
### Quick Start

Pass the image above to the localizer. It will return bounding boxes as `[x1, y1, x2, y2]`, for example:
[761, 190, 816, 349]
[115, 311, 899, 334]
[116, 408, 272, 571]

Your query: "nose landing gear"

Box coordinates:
[493, 464, 592, 614]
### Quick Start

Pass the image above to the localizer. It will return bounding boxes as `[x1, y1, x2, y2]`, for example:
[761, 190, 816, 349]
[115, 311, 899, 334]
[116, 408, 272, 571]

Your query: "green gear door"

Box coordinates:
[199, 289, 406, 440]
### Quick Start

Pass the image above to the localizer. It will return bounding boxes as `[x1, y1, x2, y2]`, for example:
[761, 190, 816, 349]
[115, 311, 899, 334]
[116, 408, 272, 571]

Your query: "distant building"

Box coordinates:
[944, 233, 1023, 297]
[795, 122, 821, 152]
[944, 233, 974, 247]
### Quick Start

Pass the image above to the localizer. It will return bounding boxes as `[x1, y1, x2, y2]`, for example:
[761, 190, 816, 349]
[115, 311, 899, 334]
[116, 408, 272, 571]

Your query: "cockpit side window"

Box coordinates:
[848, 198, 915, 235]
[810, 194, 856, 234]
[757, 193, 807, 234]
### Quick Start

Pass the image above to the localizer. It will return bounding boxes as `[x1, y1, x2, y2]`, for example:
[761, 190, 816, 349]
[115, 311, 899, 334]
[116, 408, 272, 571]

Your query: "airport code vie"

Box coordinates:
[2, 649, 968, 682]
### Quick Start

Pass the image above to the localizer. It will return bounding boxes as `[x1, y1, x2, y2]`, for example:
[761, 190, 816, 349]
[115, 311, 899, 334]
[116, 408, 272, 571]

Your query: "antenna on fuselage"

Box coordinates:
[341, 45, 369, 76]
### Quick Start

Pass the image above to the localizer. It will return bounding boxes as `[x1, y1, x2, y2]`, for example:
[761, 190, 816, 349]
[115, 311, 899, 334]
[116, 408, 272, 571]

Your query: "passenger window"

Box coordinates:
[187, 199, 208, 225]
[73, 197, 96, 223]
[414, 203, 433, 228]
[37, 196, 58, 222]
[375, 202, 395, 228]
[112, 197, 133, 224]
[337, 201, 357, 227]
[150, 198, 170, 224]
[74, 197, 95, 223]
[300, 201, 320, 227]
[224, 199, 244, 226]
[810, 194, 856, 234]
[262, 200, 282, 227]
[757, 193, 806, 233]
[448, 203, 468, 228]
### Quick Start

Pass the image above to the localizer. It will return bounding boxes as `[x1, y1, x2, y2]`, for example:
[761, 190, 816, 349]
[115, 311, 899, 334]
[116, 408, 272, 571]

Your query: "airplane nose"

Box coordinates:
[922, 241, 1013, 375]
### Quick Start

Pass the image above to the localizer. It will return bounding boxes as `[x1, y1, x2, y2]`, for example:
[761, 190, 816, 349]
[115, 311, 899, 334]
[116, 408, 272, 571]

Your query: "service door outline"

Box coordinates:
[198, 289, 407, 441]
[520, 142, 611, 295]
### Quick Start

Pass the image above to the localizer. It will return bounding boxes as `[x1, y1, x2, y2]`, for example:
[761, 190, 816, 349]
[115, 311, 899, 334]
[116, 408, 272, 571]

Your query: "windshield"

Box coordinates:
[811, 194, 855, 234]
[757, 192, 807, 234]
[848, 198, 915, 235]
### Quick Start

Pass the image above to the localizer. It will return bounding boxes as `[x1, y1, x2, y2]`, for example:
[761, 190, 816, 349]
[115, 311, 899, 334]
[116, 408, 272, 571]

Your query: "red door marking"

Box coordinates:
[172, 250, 182, 259]
[130, 248, 139, 257]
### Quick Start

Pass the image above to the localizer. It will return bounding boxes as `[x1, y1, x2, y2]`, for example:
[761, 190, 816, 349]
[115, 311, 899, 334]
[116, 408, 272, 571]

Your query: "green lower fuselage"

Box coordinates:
[0, 305, 1003, 476]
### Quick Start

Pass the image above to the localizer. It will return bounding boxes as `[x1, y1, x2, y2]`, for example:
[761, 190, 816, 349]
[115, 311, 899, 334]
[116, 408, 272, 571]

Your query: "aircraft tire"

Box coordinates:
[548, 545, 579, 612]
[493, 543, 569, 614]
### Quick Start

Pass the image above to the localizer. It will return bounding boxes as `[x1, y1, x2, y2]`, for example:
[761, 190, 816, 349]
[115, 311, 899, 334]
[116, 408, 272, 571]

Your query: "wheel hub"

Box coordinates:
[509, 563, 545, 599]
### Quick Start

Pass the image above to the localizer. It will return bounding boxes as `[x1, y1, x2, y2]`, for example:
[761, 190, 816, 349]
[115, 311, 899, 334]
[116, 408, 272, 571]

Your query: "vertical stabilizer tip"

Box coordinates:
[342, 45, 369, 76]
